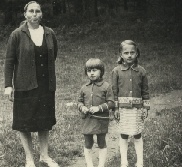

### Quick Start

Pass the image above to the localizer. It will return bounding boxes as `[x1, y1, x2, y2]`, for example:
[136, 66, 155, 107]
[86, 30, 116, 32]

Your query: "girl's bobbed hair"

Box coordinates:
[85, 58, 105, 78]
[118, 40, 140, 64]
[24, 1, 41, 12]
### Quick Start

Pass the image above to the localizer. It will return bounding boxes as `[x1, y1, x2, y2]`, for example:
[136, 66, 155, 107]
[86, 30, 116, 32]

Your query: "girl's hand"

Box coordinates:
[89, 106, 100, 114]
[81, 106, 89, 114]
[4, 87, 14, 102]
[141, 108, 148, 120]
[114, 109, 120, 121]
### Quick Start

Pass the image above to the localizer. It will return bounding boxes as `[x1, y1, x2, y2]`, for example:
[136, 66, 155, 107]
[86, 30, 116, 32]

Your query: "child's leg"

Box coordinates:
[134, 133, 143, 167]
[97, 133, 107, 167]
[38, 131, 59, 167]
[84, 134, 94, 167]
[19, 131, 35, 166]
[120, 134, 129, 167]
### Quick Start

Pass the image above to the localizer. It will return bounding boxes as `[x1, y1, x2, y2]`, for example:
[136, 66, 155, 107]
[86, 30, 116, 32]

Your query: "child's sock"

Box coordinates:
[134, 137, 143, 166]
[84, 147, 94, 167]
[119, 137, 128, 166]
[98, 148, 107, 167]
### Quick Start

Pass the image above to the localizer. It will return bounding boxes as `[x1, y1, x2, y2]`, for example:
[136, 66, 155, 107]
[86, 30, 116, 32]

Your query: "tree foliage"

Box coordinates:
[0, 0, 181, 26]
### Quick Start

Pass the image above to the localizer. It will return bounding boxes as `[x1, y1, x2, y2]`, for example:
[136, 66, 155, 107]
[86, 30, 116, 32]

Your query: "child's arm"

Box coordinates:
[111, 69, 120, 119]
[141, 71, 150, 110]
[77, 88, 89, 114]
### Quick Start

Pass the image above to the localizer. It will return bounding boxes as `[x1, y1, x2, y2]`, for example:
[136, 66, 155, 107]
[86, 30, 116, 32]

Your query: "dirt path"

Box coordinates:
[68, 90, 182, 167]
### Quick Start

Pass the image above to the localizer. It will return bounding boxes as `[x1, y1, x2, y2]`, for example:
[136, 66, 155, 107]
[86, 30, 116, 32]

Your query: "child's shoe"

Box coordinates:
[135, 164, 143, 167]
[121, 164, 128, 167]
[39, 157, 59, 167]
[25, 161, 36, 167]
[98, 148, 107, 167]
[84, 148, 94, 167]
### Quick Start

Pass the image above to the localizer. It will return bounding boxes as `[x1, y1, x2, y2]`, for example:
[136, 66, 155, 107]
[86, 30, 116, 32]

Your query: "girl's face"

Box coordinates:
[121, 44, 138, 65]
[24, 3, 42, 26]
[87, 68, 101, 81]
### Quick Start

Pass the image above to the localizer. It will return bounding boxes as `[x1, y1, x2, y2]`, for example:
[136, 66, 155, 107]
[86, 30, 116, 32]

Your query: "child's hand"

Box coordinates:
[81, 106, 89, 114]
[114, 109, 120, 121]
[141, 108, 148, 120]
[89, 106, 100, 114]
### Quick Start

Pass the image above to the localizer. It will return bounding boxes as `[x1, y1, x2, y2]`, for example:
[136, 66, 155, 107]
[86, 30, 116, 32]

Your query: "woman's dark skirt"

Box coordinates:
[13, 88, 56, 132]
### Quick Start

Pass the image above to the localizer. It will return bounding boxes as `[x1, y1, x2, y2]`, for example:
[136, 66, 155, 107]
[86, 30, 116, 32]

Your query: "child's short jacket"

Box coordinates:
[112, 63, 150, 109]
[78, 79, 115, 118]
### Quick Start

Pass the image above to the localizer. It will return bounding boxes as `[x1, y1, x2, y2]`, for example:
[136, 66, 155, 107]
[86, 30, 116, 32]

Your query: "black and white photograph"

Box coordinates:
[0, 0, 182, 167]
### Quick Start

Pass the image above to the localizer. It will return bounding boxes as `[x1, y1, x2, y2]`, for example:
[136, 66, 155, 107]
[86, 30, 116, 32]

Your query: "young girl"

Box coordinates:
[112, 40, 150, 167]
[78, 58, 115, 167]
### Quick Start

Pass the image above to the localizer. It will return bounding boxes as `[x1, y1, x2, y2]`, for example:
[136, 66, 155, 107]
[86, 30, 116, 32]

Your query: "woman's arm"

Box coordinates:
[4, 32, 17, 88]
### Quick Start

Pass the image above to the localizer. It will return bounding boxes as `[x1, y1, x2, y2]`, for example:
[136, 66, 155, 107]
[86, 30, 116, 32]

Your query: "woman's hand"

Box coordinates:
[89, 106, 100, 114]
[81, 106, 89, 114]
[114, 109, 120, 121]
[4, 87, 14, 102]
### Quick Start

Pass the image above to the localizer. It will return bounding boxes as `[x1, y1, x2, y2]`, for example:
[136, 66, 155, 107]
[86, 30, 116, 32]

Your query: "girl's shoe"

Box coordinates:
[39, 157, 59, 167]
[25, 161, 36, 167]
[135, 164, 143, 167]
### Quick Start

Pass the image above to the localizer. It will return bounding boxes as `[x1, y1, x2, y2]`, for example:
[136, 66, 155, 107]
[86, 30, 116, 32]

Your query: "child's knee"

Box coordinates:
[121, 134, 129, 139]
[85, 140, 94, 149]
[98, 141, 106, 149]
[84, 135, 94, 149]
[134, 133, 141, 139]
[97, 134, 107, 149]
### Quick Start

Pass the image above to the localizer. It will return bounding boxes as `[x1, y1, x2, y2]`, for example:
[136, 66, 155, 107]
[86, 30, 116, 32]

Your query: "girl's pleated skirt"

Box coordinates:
[116, 107, 144, 135]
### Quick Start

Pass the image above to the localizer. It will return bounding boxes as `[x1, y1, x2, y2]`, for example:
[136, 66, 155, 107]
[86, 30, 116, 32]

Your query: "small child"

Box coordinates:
[112, 40, 150, 167]
[78, 58, 115, 167]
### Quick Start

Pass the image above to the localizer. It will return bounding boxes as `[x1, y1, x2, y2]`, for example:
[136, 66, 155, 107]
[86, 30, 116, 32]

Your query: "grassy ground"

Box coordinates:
[107, 107, 182, 167]
[0, 9, 182, 167]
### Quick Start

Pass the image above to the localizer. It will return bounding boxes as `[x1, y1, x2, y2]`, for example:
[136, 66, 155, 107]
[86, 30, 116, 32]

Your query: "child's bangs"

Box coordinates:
[86, 62, 103, 70]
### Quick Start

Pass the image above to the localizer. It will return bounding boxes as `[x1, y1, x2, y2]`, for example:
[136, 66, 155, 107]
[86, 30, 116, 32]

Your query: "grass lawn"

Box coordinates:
[0, 10, 182, 167]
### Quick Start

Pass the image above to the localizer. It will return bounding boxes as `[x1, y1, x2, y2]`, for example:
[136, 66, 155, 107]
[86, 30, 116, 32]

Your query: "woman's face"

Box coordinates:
[24, 3, 42, 25]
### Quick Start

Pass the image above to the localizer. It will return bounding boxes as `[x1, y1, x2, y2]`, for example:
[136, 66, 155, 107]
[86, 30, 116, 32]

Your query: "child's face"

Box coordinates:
[87, 68, 101, 81]
[121, 44, 137, 65]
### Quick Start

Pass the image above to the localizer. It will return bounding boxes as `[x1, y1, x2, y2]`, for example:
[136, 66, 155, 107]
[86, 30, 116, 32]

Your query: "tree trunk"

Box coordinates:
[94, 0, 98, 16]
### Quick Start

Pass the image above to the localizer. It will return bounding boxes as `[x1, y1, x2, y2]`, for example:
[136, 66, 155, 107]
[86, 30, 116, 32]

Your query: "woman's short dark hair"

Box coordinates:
[118, 40, 140, 64]
[85, 58, 105, 78]
[24, 1, 41, 12]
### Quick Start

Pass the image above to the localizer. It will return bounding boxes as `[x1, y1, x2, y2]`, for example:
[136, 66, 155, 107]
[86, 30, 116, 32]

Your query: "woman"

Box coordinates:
[4, 1, 59, 167]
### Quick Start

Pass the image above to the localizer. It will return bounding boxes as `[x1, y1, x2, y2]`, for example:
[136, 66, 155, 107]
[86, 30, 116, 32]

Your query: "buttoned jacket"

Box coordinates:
[112, 63, 150, 109]
[78, 80, 115, 117]
[4, 22, 58, 91]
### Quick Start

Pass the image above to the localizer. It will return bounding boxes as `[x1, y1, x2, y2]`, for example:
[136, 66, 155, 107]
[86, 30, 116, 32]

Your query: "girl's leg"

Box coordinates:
[134, 134, 143, 167]
[120, 134, 129, 167]
[38, 130, 59, 167]
[84, 134, 94, 167]
[19, 131, 35, 166]
[97, 133, 107, 167]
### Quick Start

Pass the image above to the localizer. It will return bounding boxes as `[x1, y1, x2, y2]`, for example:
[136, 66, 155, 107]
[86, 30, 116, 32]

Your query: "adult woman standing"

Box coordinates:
[4, 1, 59, 167]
